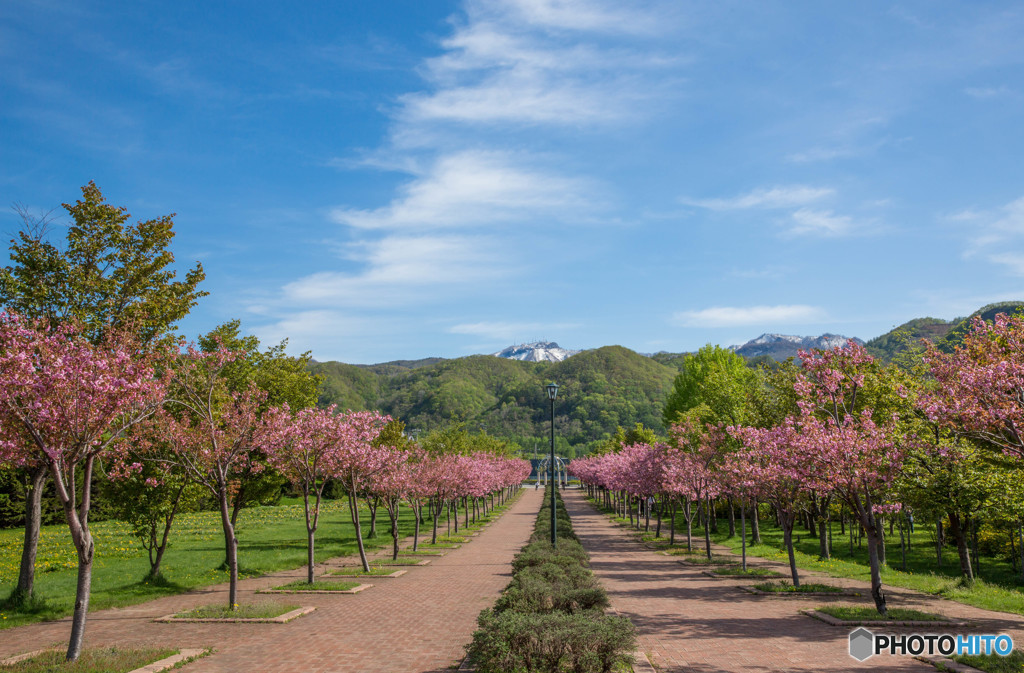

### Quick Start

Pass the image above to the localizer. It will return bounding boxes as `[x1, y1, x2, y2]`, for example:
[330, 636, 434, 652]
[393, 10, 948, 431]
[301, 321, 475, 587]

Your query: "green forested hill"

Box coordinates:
[311, 346, 677, 449]
[865, 301, 1024, 361]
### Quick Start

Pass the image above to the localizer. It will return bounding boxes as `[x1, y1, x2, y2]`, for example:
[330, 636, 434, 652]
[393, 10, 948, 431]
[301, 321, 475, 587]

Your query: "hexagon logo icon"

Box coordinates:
[849, 627, 874, 661]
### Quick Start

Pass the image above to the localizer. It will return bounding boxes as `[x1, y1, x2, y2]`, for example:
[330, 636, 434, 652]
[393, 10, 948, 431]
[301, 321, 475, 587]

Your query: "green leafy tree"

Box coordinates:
[0, 182, 205, 605]
[662, 345, 754, 427]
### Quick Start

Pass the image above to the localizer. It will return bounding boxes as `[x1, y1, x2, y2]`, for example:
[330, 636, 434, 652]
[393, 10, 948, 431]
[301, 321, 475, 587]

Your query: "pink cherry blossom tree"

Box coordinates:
[792, 343, 903, 613]
[332, 410, 392, 572]
[664, 417, 725, 558]
[0, 314, 167, 661]
[262, 404, 345, 583]
[157, 346, 272, 609]
[922, 313, 1024, 460]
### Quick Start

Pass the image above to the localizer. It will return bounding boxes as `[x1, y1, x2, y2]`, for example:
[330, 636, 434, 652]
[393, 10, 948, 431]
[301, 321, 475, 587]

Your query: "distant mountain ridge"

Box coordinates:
[732, 333, 865, 361]
[492, 341, 581, 363]
[309, 301, 1024, 449]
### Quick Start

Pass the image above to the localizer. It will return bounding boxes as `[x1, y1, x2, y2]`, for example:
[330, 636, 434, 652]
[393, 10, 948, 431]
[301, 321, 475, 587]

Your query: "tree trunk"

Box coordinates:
[864, 524, 887, 615]
[15, 466, 46, 602]
[684, 500, 693, 551]
[740, 498, 747, 571]
[947, 511, 973, 581]
[727, 498, 735, 538]
[66, 539, 94, 662]
[782, 519, 799, 587]
[818, 518, 830, 560]
[218, 488, 240, 607]
[348, 487, 370, 572]
[669, 499, 676, 545]
[703, 498, 713, 560]
[431, 499, 439, 544]
[751, 501, 761, 544]
[367, 497, 378, 538]
[413, 502, 421, 552]
[150, 480, 188, 579]
[655, 496, 662, 538]
[390, 505, 400, 561]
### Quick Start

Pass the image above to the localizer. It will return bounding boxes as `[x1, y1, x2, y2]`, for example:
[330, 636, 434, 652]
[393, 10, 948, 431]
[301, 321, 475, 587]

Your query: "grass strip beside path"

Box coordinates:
[175, 601, 299, 620]
[1, 647, 179, 672]
[752, 581, 846, 593]
[816, 606, 947, 622]
[951, 650, 1024, 672]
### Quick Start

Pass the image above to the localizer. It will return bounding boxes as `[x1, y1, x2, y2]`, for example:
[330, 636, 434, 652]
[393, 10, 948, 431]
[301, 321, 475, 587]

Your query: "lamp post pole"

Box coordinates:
[546, 383, 559, 547]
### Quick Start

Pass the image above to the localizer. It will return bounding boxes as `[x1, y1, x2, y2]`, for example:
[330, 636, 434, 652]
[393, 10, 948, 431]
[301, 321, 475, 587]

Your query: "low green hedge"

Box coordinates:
[467, 487, 635, 673]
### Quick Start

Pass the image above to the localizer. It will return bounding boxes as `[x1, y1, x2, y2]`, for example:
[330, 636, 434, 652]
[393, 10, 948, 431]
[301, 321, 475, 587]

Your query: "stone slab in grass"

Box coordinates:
[675, 557, 739, 567]
[914, 655, 988, 673]
[259, 582, 371, 595]
[701, 568, 784, 579]
[740, 585, 862, 597]
[802, 609, 968, 628]
[325, 568, 407, 578]
[399, 550, 447, 556]
[0, 648, 209, 672]
[376, 558, 431, 566]
[802, 606, 962, 626]
[156, 606, 315, 623]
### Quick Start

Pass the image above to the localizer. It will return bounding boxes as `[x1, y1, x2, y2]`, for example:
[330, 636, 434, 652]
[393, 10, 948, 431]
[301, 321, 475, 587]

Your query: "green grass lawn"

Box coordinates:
[326, 567, 399, 576]
[816, 605, 945, 622]
[270, 580, 360, 592]
[175, 601, 298, 619]
[752, 581, 845, 593]
[709, 566, 783, 577]
[1, 646, 182, 673]
[0, 499, 427, 629]
[951, 650, 1024, 672]
[587, 496, 1024, 616]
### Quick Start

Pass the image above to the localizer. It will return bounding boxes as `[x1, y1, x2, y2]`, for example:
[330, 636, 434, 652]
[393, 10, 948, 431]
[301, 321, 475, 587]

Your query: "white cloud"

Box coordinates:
[279, 234, 507, 307]
[331, 151, 593, 230]
[965, 85, 1014, 99]
[952, 196, 1024, 270]
[685, 185, 834, 210]
[674, 304, 826, 328]
[788, 208, 854, 236]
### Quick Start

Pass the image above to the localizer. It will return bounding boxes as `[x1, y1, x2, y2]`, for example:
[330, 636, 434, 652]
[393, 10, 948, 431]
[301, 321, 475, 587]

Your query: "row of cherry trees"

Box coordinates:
[0, 312, 529, 660]
[571, 313, 1024, 616]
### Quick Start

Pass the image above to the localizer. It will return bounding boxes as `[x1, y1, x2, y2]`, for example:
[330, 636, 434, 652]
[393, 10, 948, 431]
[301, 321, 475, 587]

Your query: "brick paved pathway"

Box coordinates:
[563, 489, 1024, 672]
[0, 489, 541, 673]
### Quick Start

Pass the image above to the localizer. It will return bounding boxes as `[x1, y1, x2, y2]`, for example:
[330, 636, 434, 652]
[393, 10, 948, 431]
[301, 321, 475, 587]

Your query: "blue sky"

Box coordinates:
[3, 1, 1024, 363]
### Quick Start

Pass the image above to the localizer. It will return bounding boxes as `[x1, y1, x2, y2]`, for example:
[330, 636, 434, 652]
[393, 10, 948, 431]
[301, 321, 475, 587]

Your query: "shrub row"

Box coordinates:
[467, 487, 636, 673]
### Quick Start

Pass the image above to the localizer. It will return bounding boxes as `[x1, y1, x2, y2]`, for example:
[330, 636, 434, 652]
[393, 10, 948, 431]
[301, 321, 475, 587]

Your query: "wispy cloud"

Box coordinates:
[955, 196, 1024, 273]
[673, 304, 826, 328]
[331, 150, 594, 230]
[684, 185, 834, 210]
[965, 85, 1015, 99]
[279, 234, 507, 307]
[788, 208, 855, 236]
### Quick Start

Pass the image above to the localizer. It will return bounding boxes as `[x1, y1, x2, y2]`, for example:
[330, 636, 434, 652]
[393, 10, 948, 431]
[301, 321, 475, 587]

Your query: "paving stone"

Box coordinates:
[563, 490, 1024, 672]
[0, 491, 540, 673]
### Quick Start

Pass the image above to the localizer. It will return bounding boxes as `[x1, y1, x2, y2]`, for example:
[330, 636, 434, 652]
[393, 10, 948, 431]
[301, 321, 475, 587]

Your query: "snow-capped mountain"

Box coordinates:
[732, 333, 864, 361]
[492, 341, 581, 363]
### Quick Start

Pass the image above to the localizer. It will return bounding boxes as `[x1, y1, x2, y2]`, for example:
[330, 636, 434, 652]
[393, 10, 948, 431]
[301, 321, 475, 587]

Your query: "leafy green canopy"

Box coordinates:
[662, 344, 754, 427]
[0, 182, 206, 343]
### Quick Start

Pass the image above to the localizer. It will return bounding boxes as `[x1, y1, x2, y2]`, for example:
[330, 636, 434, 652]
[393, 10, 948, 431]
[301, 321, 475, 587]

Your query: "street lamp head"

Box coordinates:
[546, 382, 559, 400]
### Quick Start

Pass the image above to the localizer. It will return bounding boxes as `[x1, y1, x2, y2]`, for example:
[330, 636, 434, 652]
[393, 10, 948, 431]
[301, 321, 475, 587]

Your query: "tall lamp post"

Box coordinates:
[546, 382, 559, 546]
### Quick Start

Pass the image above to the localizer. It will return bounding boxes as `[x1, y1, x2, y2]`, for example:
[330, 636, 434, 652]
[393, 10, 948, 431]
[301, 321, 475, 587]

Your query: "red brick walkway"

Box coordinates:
[563, 489, 1024, 672]
[0, 489, 541, 673]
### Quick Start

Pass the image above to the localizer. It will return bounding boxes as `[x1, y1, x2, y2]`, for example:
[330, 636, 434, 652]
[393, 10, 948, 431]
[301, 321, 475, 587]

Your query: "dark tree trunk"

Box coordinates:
[15, 466, 46, 602]
[727, 498, 735, 538]
[149, 480, 188, 579]
[751, 501, 761, 544]
[781, 518, 799, 587]
[348, 486, 370, 572]
[218, 487, 240, 606]
[947, 511, 973, 581]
